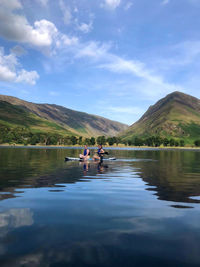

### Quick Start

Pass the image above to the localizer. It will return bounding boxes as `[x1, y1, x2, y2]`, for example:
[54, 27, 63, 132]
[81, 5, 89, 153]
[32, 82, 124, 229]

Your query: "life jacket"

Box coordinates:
[98, 148, 103, 156]
[97, 148, 101, 156]
[84, 149, 90, 156]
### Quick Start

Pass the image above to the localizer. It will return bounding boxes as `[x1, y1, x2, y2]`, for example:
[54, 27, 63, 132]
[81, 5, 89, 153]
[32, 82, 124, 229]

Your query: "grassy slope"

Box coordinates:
[120, 92, 200, 144]
[0, 101, 73, 135]
[0, 95, 128, 137]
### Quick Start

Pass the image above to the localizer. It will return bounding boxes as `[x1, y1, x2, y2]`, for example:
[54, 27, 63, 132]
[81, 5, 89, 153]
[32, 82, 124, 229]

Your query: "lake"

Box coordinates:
[0, 147, 200, 267]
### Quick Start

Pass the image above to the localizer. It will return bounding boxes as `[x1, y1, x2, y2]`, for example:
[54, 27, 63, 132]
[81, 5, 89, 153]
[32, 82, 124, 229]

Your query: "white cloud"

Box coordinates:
[0, 1, 77, 52]
[31, 20, 58, 47]
[59, 0, 72, 25]
[99, 55, 184, 93]
[73, 40, 184, 98]
[56, 34, 78, 47]
[77, 22, 93, 34]
[75, 41, 111, 60]
[0, 0, 22, 10]
[102, 0, 121, 9]
[0, 5, 54, 46]
[0, 65, 16, 82]
[16, 70, 39, 85]
[124, 1, 133, 10]
[0, 47, 39, 85]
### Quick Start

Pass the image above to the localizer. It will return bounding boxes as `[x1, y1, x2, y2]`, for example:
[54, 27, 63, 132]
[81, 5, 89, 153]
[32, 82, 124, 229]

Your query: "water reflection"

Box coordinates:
[132, 150, 200, 204]
[0, 208, 33, 228]
[0, 208, 34, 258]
[0, 147, 200, 266]
[79, 161, 90, 175]
[1, 212, 200, 267]
[0, 148, 200, 205]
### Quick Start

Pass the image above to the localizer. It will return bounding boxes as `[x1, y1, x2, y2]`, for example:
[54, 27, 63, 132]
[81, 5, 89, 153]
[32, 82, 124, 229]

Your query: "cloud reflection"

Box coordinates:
[0, 208, 33, 228]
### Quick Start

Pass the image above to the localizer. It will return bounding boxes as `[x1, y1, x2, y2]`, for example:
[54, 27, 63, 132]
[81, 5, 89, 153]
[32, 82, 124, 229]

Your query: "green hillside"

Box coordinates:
[120, 91, 200, 144]
[0, 101, 72, 135]
[0, 95, 128, 138]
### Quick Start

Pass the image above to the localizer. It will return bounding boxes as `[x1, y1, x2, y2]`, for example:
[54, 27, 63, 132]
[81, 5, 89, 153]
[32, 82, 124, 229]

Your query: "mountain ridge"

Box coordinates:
[120, 91, 200, 143]
[0, 94, 128, 137]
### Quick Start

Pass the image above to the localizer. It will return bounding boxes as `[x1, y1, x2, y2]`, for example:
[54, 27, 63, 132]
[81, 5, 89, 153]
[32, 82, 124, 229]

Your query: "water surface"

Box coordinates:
[0, 147, 200, 267]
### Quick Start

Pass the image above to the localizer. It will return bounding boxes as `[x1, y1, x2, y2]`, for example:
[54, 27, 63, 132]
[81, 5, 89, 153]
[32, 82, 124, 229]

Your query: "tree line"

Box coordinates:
[1, 125, 200, 147]
[0, 126, 121, 146]
[125, 136, 185, 147]
[123, 136, 200, 147]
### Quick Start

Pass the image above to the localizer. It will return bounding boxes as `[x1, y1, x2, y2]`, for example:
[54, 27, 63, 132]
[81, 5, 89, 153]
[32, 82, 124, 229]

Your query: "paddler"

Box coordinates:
[93, 144, 105, 161]
[79, 145, 90, 161]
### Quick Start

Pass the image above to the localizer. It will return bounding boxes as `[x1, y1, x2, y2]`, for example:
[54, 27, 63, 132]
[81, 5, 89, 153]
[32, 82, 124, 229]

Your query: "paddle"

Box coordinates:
[95, 151, 109, 155]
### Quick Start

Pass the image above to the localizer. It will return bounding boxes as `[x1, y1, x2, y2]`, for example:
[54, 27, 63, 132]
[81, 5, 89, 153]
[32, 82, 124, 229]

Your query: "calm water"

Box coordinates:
[0, 147, 200, 267]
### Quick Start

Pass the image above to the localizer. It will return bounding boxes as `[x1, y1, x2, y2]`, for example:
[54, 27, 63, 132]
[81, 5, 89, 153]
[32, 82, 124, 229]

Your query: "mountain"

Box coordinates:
[0, 95, 128, 137]
[120, 91, 200, 142]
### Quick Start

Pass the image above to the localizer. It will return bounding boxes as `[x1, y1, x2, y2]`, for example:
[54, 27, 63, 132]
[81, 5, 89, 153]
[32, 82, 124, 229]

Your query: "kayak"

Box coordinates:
[65, 157, 116, 161]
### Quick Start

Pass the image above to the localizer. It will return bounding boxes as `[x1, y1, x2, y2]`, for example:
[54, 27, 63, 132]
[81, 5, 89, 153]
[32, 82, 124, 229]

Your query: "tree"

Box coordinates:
[39, 134, 47, 144]
[0, 126, 9, 143]
[90, 137, 95, 146]
[78, 136, 83, 145]
[85, 138, 91, 145]
[112, 136, 117, 144]
[107, 137, 114, 146]
[194, 140, 200, 147]
[127, 139, 132, 146]
[175, 140, 179, 147]
[70, 136, 77, 145]
[163, 138, 169, 147]
[145, 137, 154, 147]
[30, 135, 40, 145]
[23, 139, 29, 146]
[64, 136, 72, 145]
[180, 140, 185, 147]
[46, 135, 58, 145]
[134, 137, 144, 146]
[115, 137, 121, 146]
[97, 136, 106, 145]
[101, 136, 106, 145]
[5, 132, 15, 144]
[169, 138, 175, 147]
[154, 136, 162, 147]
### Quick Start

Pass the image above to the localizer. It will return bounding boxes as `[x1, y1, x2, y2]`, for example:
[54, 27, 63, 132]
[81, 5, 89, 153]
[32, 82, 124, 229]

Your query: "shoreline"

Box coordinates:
[0, 144, 200, 151]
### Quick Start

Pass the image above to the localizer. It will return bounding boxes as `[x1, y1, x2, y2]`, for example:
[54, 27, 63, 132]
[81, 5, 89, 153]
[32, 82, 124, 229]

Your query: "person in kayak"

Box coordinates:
[93, 144, 104, 161]
[79, 145, 90, 161]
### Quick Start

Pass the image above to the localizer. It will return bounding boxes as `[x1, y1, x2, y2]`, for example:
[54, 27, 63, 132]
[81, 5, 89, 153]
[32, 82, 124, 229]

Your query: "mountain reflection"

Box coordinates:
[0, 148, 200, 205]
[0, 148, 200, 266]
[132, 150, 200, 204]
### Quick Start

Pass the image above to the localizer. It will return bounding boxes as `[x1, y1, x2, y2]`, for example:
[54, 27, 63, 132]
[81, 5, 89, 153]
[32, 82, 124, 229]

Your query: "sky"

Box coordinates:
[0, 0, 200, 125]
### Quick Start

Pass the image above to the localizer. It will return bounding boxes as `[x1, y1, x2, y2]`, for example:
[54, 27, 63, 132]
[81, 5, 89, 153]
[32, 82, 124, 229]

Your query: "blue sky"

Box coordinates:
[0, 0, 200, 125]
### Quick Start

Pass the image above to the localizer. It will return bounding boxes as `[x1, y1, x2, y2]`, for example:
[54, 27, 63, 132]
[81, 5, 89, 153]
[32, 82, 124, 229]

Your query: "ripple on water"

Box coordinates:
[1, 147, 200, 266]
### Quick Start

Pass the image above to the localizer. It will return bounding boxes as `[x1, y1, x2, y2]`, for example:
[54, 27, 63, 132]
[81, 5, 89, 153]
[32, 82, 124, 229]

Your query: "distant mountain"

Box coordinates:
[0, 95, 128, 137]
[120, 91, 200, 142]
